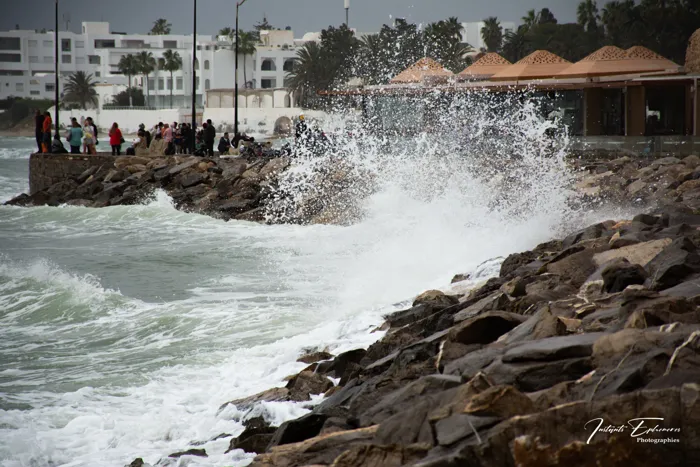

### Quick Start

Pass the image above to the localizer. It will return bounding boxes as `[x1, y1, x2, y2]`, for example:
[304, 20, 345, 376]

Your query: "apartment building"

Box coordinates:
[0, 22, 237, 107]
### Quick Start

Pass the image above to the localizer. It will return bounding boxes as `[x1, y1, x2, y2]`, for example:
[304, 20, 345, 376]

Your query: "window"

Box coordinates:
[30, 90, 40, 95]
[196, 76, 200, 89]
[75, 40, 84, 48]
[261, 58, 276, 71]
[166, 77, 172, 90]
[0, 37, 21, 50]
[88, 55, 100, 65]
[95, 71, 100, 77]
[261, 78, 276, 89]
[196, 45, 201, 50]
[29, 55, 38, 63]
[61, 38, 71, 52]
[148, 78, 154, 90]
[61, 54, 71, 63]
[194, 58, 198, 68]
[28, 39, 38, 47]
[0, 70, 23, 76]
[43, 40, 53, 48]
[45, 83, 54, 92]
[75, 56, 85, 64]
[158, 77, 164, 90]
[176, 77, 183, 90]
[94, 39, 115, 48]
[204, 60, 209, 70]
[205, 78, 210, 90]
[0, 53, 21, 62]
[283, 59, 294, 72]
[43, 56, 52, 63]
[205, 45, 210, 50]
[163, 40, 177, 49]
[15, 82, 24, 92]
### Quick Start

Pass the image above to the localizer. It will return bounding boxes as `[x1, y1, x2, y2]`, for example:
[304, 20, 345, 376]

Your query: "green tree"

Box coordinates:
[63, 71, 98, 109]
[538, 8, 558, 24]
[319, 24, 360, 89]
[522, 9, 540, 30]
[251, 15, 274, 41]
[481, 17, 503, 52]
[219, 27, 233, 37]
[117, 54, 139, 89]
[110, 88, 145, 107]
[502, 26, 530, 62]
[286, 42, 325, 108]
[161, 49, 182, 108]
[577, 0, 600, 33]
[424, 18, 471, 72]
[601, 0, 639, 47]
[237, 30, 257, 86]
[150, 18, 171, 35]
[136, 51, 157, 107]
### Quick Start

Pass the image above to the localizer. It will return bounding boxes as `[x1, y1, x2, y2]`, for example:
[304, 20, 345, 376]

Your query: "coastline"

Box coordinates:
[119, 152, 700, 466]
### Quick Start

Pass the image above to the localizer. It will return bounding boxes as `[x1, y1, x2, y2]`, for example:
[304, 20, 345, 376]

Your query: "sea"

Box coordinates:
[0, 99, 622, 467]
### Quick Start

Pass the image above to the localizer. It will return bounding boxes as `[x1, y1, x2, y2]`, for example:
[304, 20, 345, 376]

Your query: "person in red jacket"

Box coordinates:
[109, 122, 123, 155]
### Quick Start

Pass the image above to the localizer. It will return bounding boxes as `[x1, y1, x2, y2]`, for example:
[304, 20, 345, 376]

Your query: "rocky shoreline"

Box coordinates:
[9, 151, 700, 466]
[120, 153, 700, 467]
[5, 153, 292, 222]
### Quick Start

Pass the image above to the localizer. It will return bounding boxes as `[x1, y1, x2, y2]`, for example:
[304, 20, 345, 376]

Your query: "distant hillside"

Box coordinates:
[0, 98, 53, 131]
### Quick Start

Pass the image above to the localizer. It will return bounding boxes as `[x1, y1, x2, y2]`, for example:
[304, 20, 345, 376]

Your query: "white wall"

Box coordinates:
[47, 107, 183, 134]
[204, 107, 327, 136]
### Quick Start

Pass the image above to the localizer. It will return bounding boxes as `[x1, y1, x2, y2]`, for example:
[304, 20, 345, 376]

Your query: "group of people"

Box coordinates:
[35, 110, 103, 155]
[34, 113, 260, 158]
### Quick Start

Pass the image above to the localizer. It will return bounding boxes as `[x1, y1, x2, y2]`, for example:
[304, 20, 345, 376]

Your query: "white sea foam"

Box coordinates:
[0, 93, 626, 467]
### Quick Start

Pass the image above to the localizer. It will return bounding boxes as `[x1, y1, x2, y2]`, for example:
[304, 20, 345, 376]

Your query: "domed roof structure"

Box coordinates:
[459, 53, 511, 79]
[490, 50, 571, 81]
[390, 57, 453, 84]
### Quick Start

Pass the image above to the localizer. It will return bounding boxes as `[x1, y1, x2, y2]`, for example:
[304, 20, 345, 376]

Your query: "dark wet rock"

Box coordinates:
[329, 444, 429, 467]
[219, 387, 289, 413]
[412, 290, 459, 309]
[448, 311, 526, 346]
[178, 172, 206, 188]
[168, 448, 207, 458]
[359, 374, 461, 426]
[316, 349, 367, 379]
[127, 459, 145, 467]
[286, 371, 334, 401]
[453, 292, 511, 323]
[443, 346, 505, 379]
[297, 350, 333, 364]
[562, 222, 612, 248]
[601, 258, 648, 293]
[645, 237, 700, 290]
[500, 305, 567, 344]
[226, 417, 276, 454]
[266, 413, 328, 450]
[502, 333, 605, 363]
[483, 356, 594, 392]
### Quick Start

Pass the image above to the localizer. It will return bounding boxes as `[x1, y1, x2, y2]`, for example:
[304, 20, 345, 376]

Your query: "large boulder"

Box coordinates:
[285, 371, 334, 402]
[645, 237, 700, 290]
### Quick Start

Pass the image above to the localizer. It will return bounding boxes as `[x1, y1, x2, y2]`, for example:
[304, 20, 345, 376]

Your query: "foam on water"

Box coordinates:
[0, 93, 622, 467]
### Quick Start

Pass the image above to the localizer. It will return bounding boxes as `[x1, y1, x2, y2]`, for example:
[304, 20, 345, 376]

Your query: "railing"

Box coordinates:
[569, 136, 700, 157]
[100, 106, 205, 111]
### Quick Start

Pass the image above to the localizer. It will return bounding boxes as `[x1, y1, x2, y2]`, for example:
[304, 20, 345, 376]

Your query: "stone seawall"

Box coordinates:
[29, 153, 116, 195]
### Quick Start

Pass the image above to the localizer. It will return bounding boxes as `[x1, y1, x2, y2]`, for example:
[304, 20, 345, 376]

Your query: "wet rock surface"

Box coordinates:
[8, 154, 290, 223]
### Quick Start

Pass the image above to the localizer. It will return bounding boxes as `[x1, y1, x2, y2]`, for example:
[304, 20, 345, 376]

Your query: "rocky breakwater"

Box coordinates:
[5, 154, 291, 222]
[159, 154, 700, 467]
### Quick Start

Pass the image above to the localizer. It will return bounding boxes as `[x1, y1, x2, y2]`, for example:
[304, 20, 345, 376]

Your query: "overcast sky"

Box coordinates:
[3, 0, 577, 35]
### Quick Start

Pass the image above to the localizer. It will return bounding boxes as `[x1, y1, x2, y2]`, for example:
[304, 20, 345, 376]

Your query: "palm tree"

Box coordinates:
[481, 17, 503, 53]
[285, 42, 324, 108]
[63, 71, 98, 109]
[502, 27, 529, 63]
[237, 31, 257, 87]
[117, 54, 138, 88]
[161, 49, 182, 108]
[219, 27, 233, 38]
[577, 0, 600, 33]
[522, 9, 540, 30]
[150, 18, 171, 35]
[136, 51, 157, 107]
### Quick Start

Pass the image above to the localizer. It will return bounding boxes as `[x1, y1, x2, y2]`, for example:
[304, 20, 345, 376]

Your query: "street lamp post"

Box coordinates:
[54, 0, 59, 137]
[345, 0, 349, 28]
[191, 0, 197, 153]
[234, 0, 248, 137]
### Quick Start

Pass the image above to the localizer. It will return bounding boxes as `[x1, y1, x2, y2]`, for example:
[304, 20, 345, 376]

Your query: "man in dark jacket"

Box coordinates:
[34, 110, 44, 153]
[218, 132, 231, 154]
[204, 119, 216, 157]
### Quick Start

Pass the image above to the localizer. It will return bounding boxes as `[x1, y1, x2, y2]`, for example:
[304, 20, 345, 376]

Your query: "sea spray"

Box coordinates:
[0, 92, 621, 467]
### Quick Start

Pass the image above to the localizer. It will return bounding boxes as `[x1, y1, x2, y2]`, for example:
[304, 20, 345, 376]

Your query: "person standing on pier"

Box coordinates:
[204, 119, 216, 157]
[68, 120, 83, 154]
[83, 120, 96, 154]
[41, 111, 52, 153]
[109, 122, 123, 156]
[34, 110, 45, 153]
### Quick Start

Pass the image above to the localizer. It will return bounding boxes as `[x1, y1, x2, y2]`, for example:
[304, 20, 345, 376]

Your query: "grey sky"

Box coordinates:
[4, 0, 577, 36]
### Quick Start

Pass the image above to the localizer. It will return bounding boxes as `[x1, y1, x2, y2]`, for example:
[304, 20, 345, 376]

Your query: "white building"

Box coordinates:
[460, 21, 516, 52]
[0, 22, 240, 108]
